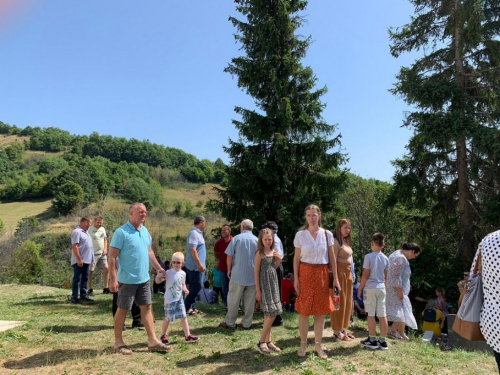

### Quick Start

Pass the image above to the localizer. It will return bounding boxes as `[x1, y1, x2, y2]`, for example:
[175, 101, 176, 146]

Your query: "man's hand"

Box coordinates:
[197, 263, 205, 272]
[109, 280, 118, 293]
[77, 259, 83, 267]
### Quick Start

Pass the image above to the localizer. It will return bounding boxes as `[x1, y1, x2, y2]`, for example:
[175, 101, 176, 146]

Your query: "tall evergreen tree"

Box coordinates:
[389, 0, 500, 262]
[214, 0, 346, 254]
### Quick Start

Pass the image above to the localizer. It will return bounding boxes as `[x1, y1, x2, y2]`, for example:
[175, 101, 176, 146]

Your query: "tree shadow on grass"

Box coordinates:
[41, 324, 111, 334]
[3, 343, 137, 369]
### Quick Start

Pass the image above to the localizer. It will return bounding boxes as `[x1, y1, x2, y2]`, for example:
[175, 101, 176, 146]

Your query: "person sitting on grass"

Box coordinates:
[357, 233, 389, 350]
[155, 252, 200, 345]
[422, 298, 444, 340]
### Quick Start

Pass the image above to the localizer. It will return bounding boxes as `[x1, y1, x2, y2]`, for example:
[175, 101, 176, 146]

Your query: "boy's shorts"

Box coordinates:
[164, 299, 187, 322]
[90, 254, 108, 271]
[363, 288, 386, 317]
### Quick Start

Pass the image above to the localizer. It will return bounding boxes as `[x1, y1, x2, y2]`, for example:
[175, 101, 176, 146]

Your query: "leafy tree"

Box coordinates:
[214, 0, 346, 255]
[122, 177, 163, 208]
[52, 181, 84, 214]
[6, 240, 45, 284]
[389, 0, 500, 262]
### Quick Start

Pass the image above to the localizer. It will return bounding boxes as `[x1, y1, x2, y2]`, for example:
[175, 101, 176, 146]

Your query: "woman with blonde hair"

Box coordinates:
[330, 218, 355, 341]
[293, 204, 340, 359]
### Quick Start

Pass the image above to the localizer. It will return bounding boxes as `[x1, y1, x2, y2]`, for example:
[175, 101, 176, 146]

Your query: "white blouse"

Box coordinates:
[293, 228, 334, 264]
[471, 230, 500, 353]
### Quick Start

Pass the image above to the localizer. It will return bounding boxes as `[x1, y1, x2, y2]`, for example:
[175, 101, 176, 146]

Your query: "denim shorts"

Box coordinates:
[117, 281, 151, 310]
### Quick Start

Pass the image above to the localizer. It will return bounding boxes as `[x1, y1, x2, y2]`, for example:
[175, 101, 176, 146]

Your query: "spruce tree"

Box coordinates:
[389, 0, 500, 262]
[214, 0, 346, 253]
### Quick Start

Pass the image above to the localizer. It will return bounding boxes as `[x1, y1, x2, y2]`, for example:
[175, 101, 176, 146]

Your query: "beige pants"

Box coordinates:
[225, 280, 256, 328]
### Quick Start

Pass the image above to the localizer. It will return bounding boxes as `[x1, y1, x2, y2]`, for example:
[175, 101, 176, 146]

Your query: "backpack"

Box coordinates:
[423, 308, 437, 322]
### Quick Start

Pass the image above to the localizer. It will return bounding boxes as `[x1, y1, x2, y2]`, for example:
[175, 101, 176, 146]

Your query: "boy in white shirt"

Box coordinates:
[155, 252, 200, 345]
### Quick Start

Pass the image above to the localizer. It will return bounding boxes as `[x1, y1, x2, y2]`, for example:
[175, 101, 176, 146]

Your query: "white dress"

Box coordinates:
[385, 250, 417, 329]
[471, 230, 500, 353]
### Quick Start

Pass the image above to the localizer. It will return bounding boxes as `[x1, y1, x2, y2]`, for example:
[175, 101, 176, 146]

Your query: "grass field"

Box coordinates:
[0, 135, 29, 148]
[0, 284, 497, 375]
[0, 198, 53, 235]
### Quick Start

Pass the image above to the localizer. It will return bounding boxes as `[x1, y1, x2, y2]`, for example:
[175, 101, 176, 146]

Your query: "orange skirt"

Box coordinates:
[330, 262, 353, 331]
[296, 263, 333, 316]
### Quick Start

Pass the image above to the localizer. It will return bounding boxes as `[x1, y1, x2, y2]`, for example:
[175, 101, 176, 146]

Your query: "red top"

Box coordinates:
[214, 236, 232, 271]
[282, 278, 296, 304]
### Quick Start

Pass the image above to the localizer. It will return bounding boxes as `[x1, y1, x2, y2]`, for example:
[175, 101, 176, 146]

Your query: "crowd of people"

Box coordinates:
[68, 201, 500, 372]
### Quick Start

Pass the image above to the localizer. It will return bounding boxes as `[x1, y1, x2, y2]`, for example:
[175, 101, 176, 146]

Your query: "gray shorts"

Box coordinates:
[90, 254, 108, 271]
[117, 281, 151, 310]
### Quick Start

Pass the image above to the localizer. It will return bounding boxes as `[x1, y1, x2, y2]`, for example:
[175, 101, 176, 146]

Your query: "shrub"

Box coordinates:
[52, 181, 84, 214]
[6, 240, 45, 284]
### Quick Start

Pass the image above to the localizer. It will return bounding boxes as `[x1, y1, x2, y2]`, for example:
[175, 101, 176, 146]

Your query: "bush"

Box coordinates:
[52, 181, 84, 214]
[6, 240, 45, 284]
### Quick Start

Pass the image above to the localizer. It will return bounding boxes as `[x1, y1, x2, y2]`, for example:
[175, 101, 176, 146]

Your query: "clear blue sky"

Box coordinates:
[0, 0, 419, 182]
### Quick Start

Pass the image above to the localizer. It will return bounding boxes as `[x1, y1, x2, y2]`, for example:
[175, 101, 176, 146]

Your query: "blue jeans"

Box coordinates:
[184, 268, 203, 310]
[220, 271, 229, 306]
[72, 263, 90, 299]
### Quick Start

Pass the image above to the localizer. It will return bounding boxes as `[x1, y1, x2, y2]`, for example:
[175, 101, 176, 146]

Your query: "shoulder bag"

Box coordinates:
[452, 252, 484, 341]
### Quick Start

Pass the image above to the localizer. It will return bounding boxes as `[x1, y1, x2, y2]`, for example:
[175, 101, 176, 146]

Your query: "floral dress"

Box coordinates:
[260, 256, 282, 317]
[386, 250, 417, 329]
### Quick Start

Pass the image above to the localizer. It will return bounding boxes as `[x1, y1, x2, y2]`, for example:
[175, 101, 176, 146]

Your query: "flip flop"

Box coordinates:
[115, 345, 132, 355]
[148, 342, 171, 352]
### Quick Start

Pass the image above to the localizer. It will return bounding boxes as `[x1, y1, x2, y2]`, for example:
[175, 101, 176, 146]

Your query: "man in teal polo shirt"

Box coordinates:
[109, 202, 169, 354]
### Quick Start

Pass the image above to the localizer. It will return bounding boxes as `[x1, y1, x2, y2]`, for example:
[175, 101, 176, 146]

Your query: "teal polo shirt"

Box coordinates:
[110, 221, 152, 284]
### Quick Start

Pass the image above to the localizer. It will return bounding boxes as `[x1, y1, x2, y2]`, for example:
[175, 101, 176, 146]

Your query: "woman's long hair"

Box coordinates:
[257, 228, 275, 257]
[334, 218, 352, 246]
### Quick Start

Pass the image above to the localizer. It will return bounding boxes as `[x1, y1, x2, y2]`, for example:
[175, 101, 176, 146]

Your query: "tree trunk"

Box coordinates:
[454, 0, 474, 262]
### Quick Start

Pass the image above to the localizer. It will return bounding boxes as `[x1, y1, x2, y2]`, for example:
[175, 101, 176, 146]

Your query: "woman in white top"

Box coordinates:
[293, 204, 340, 359]
[472, 230, 500, 373]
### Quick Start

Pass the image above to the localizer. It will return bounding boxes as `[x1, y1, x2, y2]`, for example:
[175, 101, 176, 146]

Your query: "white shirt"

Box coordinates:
[164, 269, 185, 304]
[293, 228, 333, 264]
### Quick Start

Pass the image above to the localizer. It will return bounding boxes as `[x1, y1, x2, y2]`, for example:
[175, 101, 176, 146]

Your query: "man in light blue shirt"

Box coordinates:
[219, 219, 258, 329]
[109, 203, 168, 354]
[184, 216, 206, 313]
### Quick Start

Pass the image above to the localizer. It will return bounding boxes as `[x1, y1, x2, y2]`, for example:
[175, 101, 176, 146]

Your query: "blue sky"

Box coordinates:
[0, 0, 419, 182]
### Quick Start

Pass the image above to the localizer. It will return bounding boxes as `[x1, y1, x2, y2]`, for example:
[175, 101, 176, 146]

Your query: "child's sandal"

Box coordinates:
[267, 342, 281, 352]
[257, 341, 271, 354]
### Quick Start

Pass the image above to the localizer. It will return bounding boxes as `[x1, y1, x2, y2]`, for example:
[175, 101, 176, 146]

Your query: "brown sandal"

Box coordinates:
[343, 331, 356, 339]
[333, 332, 352, 341]
[267, 342, 281, 352]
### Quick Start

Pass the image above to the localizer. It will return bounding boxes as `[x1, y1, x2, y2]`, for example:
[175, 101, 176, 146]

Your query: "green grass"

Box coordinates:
[0, 198, 53, 235]
[0, 284, 497, 375]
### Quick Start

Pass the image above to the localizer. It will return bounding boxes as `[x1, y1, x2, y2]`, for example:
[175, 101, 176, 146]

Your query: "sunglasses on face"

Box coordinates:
[172, 261, 182, 265]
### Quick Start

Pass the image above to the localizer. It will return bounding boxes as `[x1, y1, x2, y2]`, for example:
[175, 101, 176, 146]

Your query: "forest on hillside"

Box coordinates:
[0, 121, 226, 213]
